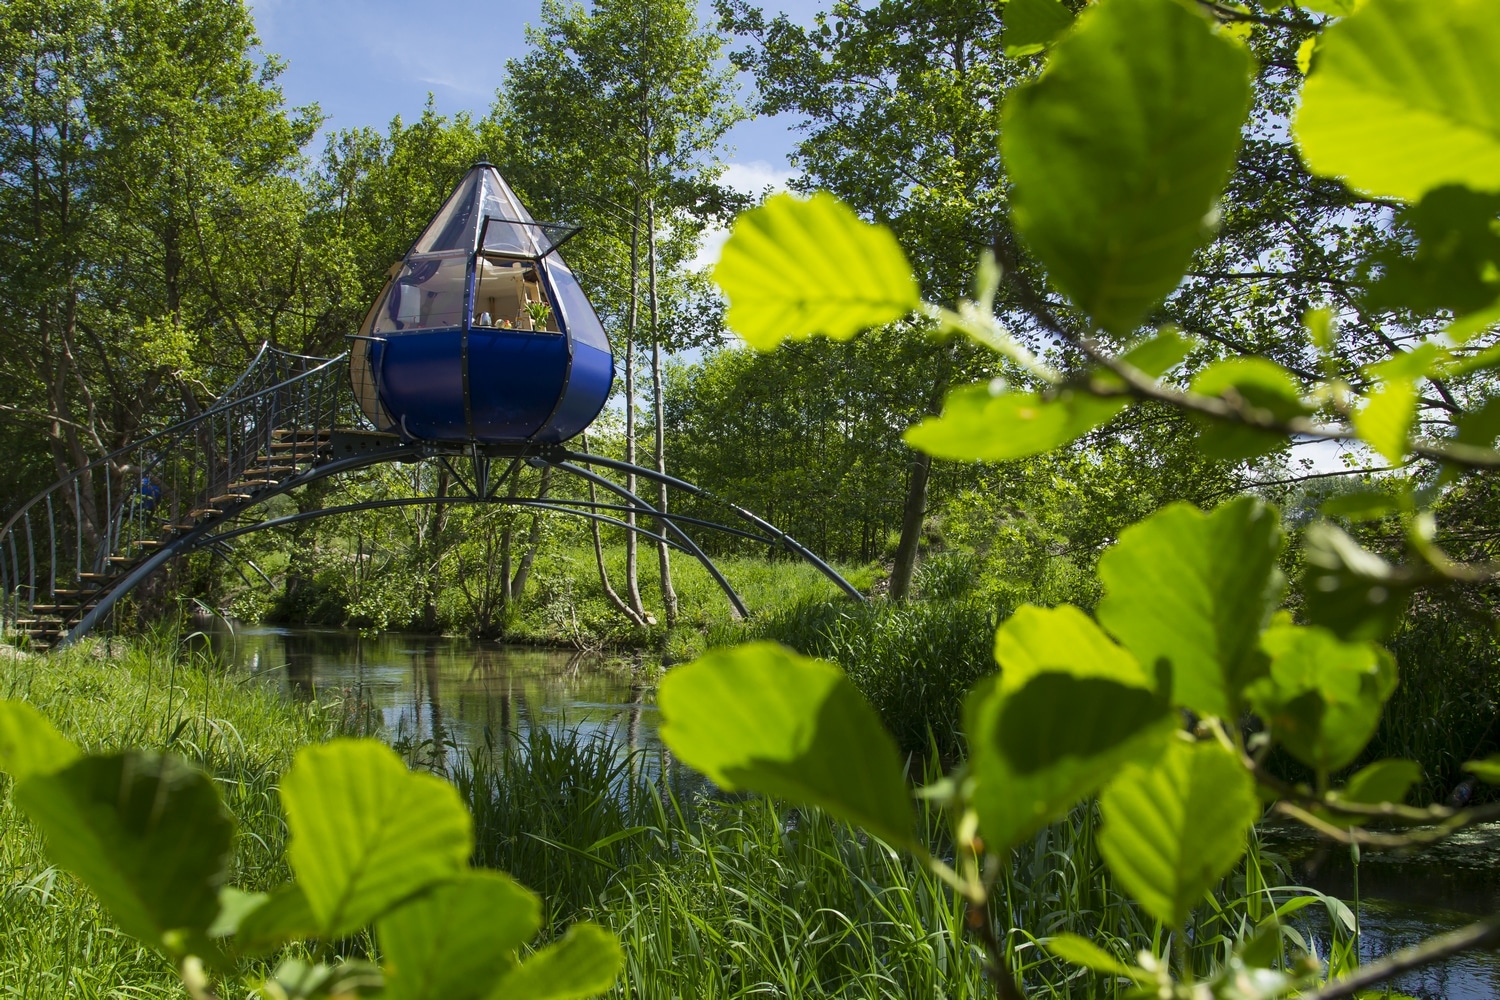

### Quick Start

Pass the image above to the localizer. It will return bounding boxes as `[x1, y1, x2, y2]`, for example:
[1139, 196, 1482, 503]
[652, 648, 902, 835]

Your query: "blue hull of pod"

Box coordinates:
[371, 329, 612, 443]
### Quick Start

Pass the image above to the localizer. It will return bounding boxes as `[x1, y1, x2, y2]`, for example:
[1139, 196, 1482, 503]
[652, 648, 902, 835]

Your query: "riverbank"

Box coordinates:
[0, 635, 366, 994]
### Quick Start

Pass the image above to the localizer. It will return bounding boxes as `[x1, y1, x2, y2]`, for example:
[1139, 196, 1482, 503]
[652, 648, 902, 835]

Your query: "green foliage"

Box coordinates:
[1247, 626, 1398, 773]
[1294, 0, 1500, 201]
[0, 700, 79, 782]
[1097, 737, 1259, 929]
[658, 642, 916, 849]
[1001, 0, 1252, 335]
[0, 690, 621, 999]
[1003, 0, 1076, 57]
[376, 871, 538, 1000]
[281, 739, 472, 937]
[1096, 497, 1285, 718]
[905, 384, 1125, 461]
[15, 750, 235, 957]
[714, 192, 921, 350]
[966, 605, 1175, 851]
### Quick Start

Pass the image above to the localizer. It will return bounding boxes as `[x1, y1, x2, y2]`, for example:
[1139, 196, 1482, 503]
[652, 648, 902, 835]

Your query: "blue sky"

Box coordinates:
[247, 0, 824, 192]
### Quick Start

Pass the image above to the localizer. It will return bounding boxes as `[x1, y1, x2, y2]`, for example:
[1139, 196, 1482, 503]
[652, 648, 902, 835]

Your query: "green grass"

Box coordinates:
[716, 596, 1003, 759]
[454, 726, 1347, 1000]
[0, 630, 368, 997]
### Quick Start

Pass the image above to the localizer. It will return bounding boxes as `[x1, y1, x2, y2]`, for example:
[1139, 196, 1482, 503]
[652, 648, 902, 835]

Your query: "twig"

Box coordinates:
[1307, 914, 1500, 999]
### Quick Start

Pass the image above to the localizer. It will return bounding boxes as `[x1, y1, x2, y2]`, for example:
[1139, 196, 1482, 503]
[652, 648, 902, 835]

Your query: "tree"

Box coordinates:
[500, 0, 743, 625]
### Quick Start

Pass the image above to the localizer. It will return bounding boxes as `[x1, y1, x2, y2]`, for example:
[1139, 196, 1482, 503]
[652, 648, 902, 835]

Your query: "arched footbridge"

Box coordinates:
[0, 344, 862, 648]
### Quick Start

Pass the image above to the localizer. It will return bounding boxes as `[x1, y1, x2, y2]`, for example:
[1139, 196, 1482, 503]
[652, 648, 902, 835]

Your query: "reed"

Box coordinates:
[456, 726, 1352, 1000]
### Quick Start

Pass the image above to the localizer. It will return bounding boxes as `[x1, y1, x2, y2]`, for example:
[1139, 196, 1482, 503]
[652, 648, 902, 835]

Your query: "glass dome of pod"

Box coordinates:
[350, 163, 614, 444]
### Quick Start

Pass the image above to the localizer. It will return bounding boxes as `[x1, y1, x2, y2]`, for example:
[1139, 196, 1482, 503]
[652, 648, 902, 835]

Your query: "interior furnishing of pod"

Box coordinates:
[349, 163, 614, 444]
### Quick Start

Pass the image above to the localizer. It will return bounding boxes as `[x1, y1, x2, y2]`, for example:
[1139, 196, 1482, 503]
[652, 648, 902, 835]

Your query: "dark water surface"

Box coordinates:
[205, 626, 1500, 998]
[203, 624, 661, 762]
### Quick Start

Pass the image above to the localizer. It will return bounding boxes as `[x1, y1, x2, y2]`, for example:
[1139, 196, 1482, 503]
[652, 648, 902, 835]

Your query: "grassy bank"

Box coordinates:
[452, 725, 1351, 1000]
[0, 633, 367, 996]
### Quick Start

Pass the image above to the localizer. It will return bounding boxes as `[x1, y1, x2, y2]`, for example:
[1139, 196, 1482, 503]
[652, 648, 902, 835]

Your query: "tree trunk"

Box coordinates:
[509, 466, 552, 602]
[645, 194, 678, 624]
[888, 362, 952, 600]
[888, 450, 932, 601]
[623, 197, 647, 619]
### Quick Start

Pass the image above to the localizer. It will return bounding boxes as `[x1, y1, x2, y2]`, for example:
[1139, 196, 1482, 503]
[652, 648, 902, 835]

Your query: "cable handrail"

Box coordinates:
[0, 348, 343, 540]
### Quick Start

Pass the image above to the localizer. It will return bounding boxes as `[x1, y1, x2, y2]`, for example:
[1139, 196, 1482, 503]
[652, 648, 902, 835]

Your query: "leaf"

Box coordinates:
[904, 384, 1126, 462]
[1001, 0, 1253, 334]
[1455, 397, 1500, 449]
[490, 923, 623, 1000]
[1300, 521, 1413, 641]
[1004, 0, 1075, 56]
[1293, 0, 1500, 202]
[1352, 343, 1447, 462]
[1245, 625, 1398, 772]
[657, 642, 915, 849]
[1341, 758, 1421, 805]
[209, 887, 269, 939]
[378, 871, 541, 1000]
[968, 606, 1176, 851]
[713, 191, 920, 350]
[0, 700, 79, 783]
[1096, 497, 1287, 718]
[1320, 488, 1403, 521]
[1366, 186, 1500, 340]
[1045, 933, 1149, 982]
[1190, 358, 1308, 460]
[1464, 755, 1500, 784]
[232, 883, 317, 955]
[1099, 737, 1259, 929]
[281, 739, 473, 936]
[905, 328, 1192, 462]
[13, 751, 234, 954]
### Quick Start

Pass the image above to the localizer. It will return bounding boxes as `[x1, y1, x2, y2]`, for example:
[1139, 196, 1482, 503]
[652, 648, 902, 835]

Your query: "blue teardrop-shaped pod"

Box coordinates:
[349, 164, 614, 444]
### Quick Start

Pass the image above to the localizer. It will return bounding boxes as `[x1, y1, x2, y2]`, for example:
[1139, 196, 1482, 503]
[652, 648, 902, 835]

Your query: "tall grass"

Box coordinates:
[0, 628, 369, 996]
[720, 596, 1003, 758]
[456, 726, 1352, 1000]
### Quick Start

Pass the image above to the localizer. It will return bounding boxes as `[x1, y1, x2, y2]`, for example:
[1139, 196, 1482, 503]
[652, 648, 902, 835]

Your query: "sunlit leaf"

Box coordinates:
[1463, 755, 1500, 784]
[1045, 933, 1149, 982]
[904, 384, 1125, 462]
[968, 606, 1176, 851]
[1300, 521, 1414, 641]
[1293, 0, 1500, 202]
[1341, 758, 1421, 805]
[1002, 0, 1253, 334]
[492, 923, 623, 1000]
[905, 328, 1192, 462]
[1246, 625, 1398, 772]
[281, 739, 473, 936]
[657, 642, 915, 849]
[1096, 497, 1286, 718]
[1099, 737, 1258, 929]
[1353, 344, 1447, 462]
[1190, 358, 1307, 460]
[14, 751, 234, 955]
[713, 192, 920, 350]
[1366, 187, 1500, 342]
[231, 883, 316, 955]
[0, 700, 79, 783]
[1004, 0, 1075, 56]
[378, 871, 541, 1000]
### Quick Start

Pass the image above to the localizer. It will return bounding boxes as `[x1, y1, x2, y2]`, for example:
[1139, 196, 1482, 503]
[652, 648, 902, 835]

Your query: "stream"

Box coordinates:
[204, 625, 1500, 998]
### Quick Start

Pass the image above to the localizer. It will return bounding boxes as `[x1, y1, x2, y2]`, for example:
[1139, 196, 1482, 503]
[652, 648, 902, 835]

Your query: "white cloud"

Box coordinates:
[720, 160, 798, 196]
[692, 160, 800, 271]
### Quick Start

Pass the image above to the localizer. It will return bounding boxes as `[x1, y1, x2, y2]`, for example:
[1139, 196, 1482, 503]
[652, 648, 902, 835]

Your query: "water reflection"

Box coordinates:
[1264, 821, 1500, 1000]
[204, 624, 661, 768]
